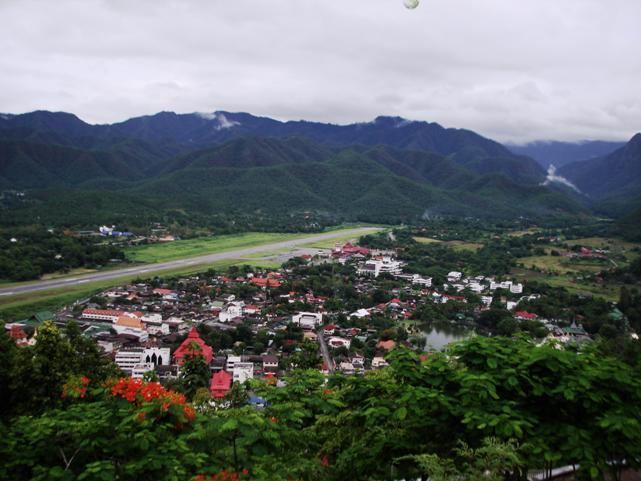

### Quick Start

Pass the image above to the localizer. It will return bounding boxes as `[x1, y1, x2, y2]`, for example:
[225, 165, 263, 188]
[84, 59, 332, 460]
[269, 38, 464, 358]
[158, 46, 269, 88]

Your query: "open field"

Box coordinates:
[413, 236, 442, 244]
[412, 237, 482, 251]
[518, 255, 609, 275]
[125, 232, 312, 263]
[445, 240, 483, 252]
[511, 266, 629, 302]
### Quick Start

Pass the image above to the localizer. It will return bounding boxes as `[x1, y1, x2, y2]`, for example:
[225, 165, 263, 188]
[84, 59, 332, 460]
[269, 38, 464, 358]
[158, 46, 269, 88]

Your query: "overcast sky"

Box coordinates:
[0, 0, 639, 143]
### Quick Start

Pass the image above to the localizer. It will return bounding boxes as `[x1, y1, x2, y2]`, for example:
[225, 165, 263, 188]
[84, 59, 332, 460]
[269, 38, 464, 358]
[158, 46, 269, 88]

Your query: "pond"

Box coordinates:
[422, 323, 472, 351]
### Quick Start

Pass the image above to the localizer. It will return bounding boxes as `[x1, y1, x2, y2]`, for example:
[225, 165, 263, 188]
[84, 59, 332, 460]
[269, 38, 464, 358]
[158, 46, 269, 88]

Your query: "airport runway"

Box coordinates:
[0, 227, 380, 297]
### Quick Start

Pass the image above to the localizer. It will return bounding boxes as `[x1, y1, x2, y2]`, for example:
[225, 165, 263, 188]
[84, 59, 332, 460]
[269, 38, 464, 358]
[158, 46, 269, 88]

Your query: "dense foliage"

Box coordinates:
[2, 325, 641, 480]
[0, 227, 125, 281]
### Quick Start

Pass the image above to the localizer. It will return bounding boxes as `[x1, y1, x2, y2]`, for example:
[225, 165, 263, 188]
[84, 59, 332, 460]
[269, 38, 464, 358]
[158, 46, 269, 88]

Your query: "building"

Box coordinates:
[372, 357, 389, 369]
[358, 257, 403, 278]
[173, 327, 214, 365]
[219, 301, 245, 323]
[81, 309, 126, 322]
[210, 370, 233, 399]
[233, 362, 254, 384]
[292, 312, 323, 330]
[447, 271, 463, 282]
[262, 355, 279, 372]
[114, 347, 171, 375]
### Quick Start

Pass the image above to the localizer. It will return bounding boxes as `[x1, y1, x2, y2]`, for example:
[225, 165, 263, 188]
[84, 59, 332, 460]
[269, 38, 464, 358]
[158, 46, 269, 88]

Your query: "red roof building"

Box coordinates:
[377, 340, 397, 351]
[173, 327, 214, 364]
[514, 311, 538, 321]
[8, 325, 28, 346]
[152, 288, 175, 296]
[210, 370, 232, 399]
[250, 277, 282, 288]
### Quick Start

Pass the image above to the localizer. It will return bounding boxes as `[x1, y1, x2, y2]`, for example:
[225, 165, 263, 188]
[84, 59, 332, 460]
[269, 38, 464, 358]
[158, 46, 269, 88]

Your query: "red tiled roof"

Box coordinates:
[515, 311, 538, 320]
[251, 277, 281, 288]
[210, 370, 232, 399]
[153, 288, 175, 295]
[174, 327, 214, 364]
[377, 340, 397, 351]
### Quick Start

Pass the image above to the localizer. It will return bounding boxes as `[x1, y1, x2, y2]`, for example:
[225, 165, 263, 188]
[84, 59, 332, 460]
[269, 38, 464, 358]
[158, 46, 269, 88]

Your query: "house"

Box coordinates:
[250, 277, 282, 288]
[7, 324, 30, 347]
[173, 327, 214, 365]
[377, 340, 397, 351]
[323, 324, 337, 336]
[514, 311, 538, 321]
[349, 308, 371, 319]
[292, 312, 323, 330]
[210, 370, 232, 399]
[328, 336, 351, 349]
[339, 362, 355, 375]
[447, 271, 463, 282]
[372, 357, 389, 369]
[262, 355, 279, 372]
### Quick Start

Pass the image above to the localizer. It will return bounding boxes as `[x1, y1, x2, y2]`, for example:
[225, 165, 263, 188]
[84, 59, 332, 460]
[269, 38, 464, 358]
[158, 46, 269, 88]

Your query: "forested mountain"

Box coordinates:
[0, 110, 597, 227]
[508, 140, 626, 168]
[559, 133, 641, 201]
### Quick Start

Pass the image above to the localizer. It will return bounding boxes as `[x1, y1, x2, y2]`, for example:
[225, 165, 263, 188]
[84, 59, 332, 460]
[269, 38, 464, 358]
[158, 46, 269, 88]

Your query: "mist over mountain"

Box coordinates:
[507, 140, 626, 168]
[559, 134, 641, 202]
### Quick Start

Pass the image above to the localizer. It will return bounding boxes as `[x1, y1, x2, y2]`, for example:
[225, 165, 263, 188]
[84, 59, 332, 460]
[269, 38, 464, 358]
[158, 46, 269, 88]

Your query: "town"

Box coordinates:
[5, 237, 598, 402]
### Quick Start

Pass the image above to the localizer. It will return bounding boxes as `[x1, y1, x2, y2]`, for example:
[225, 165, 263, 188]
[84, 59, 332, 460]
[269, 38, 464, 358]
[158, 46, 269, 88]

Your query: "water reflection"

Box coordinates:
[421, 323, 472, 351]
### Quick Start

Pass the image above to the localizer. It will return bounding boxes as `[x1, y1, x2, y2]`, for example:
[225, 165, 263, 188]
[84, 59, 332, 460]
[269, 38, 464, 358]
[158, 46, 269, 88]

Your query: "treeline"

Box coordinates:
[2, 325, 641, 480]
[0, 227, 125, 281]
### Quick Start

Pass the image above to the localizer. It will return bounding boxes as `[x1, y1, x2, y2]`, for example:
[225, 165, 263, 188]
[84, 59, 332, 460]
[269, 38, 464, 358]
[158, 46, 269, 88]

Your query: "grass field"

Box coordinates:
[518, 255, 609, 275]
[445, 240, 483, 252]
[413, 236, 442, 244]
[124, 232, 313, 263]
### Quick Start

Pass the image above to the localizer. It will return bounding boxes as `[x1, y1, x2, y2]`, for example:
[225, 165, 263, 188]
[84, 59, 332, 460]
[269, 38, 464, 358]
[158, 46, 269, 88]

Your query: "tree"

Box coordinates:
[178, 346, 211, 400]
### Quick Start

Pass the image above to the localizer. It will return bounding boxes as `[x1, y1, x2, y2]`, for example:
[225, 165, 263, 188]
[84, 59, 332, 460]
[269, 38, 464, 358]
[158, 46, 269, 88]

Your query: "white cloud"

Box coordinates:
[0, 0, 639, 143]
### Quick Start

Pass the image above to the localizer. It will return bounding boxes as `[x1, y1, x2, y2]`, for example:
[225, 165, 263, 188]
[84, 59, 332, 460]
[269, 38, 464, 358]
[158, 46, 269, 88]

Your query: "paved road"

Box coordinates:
[317, 329, 335, 373]
[0, 227, 380, 297]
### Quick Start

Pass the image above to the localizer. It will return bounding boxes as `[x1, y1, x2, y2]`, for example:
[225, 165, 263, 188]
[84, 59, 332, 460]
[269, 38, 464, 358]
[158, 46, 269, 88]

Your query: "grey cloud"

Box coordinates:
[0, 0, 639, 143]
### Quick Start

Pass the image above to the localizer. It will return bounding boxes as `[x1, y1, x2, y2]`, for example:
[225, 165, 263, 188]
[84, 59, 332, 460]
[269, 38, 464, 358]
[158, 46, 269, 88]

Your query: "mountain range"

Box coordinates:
[0, 110, 638, 227]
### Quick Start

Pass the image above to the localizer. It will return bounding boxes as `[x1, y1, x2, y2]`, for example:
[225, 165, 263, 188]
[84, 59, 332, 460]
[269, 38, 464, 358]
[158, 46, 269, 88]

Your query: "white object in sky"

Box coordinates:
[403, 0, 420, 9]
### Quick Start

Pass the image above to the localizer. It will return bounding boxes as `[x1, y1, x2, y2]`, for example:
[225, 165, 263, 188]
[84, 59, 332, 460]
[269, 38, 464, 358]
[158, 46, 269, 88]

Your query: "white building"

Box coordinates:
[292, 312, 323, 330]
[115, 347, 170, 374]
[510, 283, 523, 294]
[233, 362, 254, 384]
[328, 337, 351, 349]
[141, 313, 163, 325]
[372, 357, 389, 369]
[447, 271, 463, 282]
[219, 301, 245, 323]
[226, 355, 241, 371]
[358, 257, 403, 278]
[339, 362, 355, 375]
